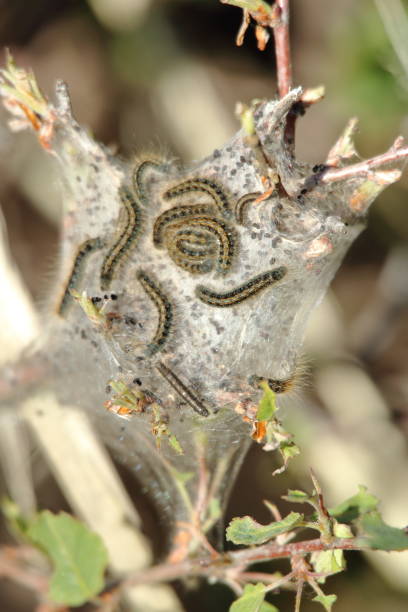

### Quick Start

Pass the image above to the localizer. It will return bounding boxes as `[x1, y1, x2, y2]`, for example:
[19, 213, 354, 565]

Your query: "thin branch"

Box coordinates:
[0, 546, 48, 594]
[221, 0, 292, 96]
[230, 537, 362, 565]
[294, 579, 304, 612]
[274, 0, 292, 98]
[193, 439, 209, 525]
[118, 537, 364, 593]
[239, 571, 287, 584]
[323, 144, 408, 184]
[123, 561, 192, 589]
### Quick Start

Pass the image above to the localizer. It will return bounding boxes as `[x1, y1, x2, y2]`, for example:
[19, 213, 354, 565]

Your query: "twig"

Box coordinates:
[118, 536, 363, 592]
[123, 561, 192, 590]
[239, 571, 286, 584]
[274, 0, 292, 98]
[294, 578, 304, 612]
[221, 0, 292, 97]
[323, 143, 408, 184]
[0, 546, 48, 595]
[229, 537, 361, 565]
[193, 438, 209, 525]
[265, 570, 296, 593]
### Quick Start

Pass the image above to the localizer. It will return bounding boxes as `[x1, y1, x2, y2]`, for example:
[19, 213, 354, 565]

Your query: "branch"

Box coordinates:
[274, 0, 292, 98]
[221, 0, 293, 97]
[228, 536, 362, 565]
[323, 143, 408, 184]
[119, 537, 364, 591]
[0, 546, 48, 596]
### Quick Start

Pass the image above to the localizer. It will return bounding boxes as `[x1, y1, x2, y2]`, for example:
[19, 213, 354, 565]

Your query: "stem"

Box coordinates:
[274, 0, 292, 98]
[322, 145, 408, 183]
[239, 571, 285, 583]
[193, 437, 209, 524]
[294, 579, 303, 612]
[119, 537, 363, 592]
[123, 560, 193, 589]
[308, 576, 325, 598]
[230, 537, 360, 565]
[264, 570, 295, 593]
[0, 546, 48, 594]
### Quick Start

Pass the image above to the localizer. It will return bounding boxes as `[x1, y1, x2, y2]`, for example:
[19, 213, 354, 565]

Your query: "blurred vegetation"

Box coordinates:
[0, 1, 408, 611]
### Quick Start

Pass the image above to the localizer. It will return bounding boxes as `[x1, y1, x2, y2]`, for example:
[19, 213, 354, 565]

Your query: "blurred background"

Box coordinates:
[0, 0, 408, 610]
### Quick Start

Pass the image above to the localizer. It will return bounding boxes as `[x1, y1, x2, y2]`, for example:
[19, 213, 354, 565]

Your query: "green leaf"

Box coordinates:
[1, 497, 30, 539]
[272, 442, 300, 476]
[310, 550, 345, 575]
[280, 442, 300, 462]
[333, 521, 353, 539]
[230, 583, 266, 612]
[357, 511, 408, 551]
[260, 603, 279, 611]
[226, 511, 303, 545]
[27, 511, 108, 606]
[329, 485, 378, 523]
[312, 593, 337, 611]
[282, 490, 310, 504]
[256, 381, 277, 421]
[168, 434, 184, 455]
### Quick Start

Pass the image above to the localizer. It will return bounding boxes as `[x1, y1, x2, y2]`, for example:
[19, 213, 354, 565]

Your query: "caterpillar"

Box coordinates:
[156, 361, 210, 417]
[249, 375, 296, 394]
[56, 237, 103, 315]
[166, 228, 216, 275]
[153, 203, 216, 247]
[154, 204, 236, 275]
[132, 155, 167, 204]
[137, 271, 173, 354]
[164, 177, 231, 217]
[164, 216, 235, 275]
[195, 266, 287, 307]
[234, 192, 262, 225]
[100, 186, 142, 290]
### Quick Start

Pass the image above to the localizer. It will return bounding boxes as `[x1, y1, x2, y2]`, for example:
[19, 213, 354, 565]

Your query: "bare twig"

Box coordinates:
[274, 0, 292, 98]
[323, 141, 408, 184]
[294, 580, 303, 612]
[228, 537, 362, 565]
[193, 438, 209, 525]
[117, 536, 363, 594]
[222, 0, 292, 97]
[0, 546, 48, 595]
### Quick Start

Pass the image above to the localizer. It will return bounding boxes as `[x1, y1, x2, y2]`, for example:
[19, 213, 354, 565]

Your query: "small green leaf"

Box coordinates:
[312, 593, 337, 611]
[329, 485, 378, 523]
[333, 521, 353, 539]
[283, 490, 310, 504]
[280, 442, 300, 462]
[226, 511, 303, 545]
[272, 442, 300, 476]
[357, 511, 408, 551]
[256, 381, 277, 421]
[310, 550, 345, 575]
[230, 583, 266, 612]
[27, 511, 108, 606]
[168, 434, 184, 455]
[1, 497, 30, 539]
